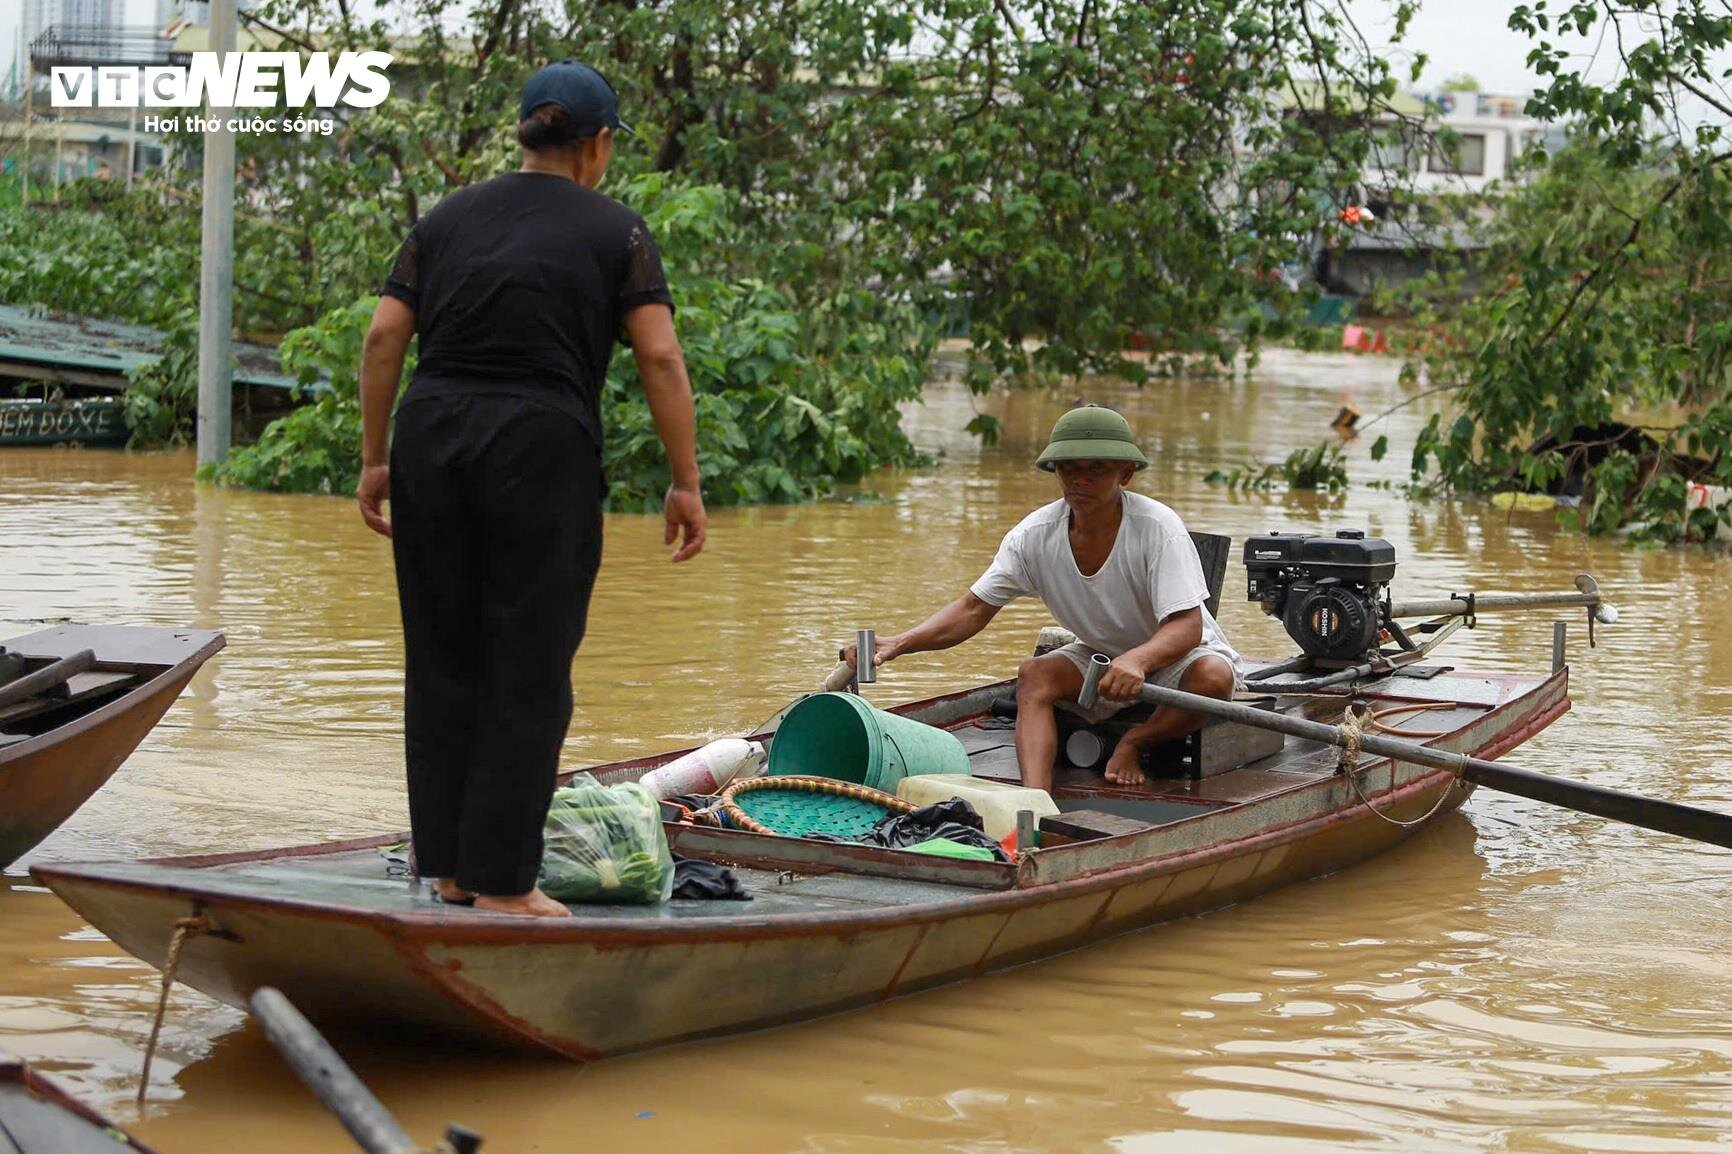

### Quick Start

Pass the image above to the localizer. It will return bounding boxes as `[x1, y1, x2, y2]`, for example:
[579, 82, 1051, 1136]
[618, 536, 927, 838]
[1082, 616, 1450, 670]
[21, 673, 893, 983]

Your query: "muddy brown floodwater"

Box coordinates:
[3, 348, 1731, 1153]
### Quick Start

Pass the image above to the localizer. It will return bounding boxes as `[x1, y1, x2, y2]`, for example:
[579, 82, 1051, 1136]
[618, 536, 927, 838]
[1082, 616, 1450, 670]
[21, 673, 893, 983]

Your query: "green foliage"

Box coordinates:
[1396, 141, 1732, 539]
[1382, 2, 1732, 541]
[2, 0, 1423, 500]
[234, 0, 1412, 381]
[205, 299, 387, 494]
[1206, 440, 1349, 492]
[0, 176, 196, 326]
[204, 180, 929, 505]
[121, 310, 200, 447]
[600, 182, 930, 507]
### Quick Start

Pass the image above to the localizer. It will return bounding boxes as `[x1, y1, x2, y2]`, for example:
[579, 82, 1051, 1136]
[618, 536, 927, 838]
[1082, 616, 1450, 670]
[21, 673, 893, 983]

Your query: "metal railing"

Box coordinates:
[29, 23, 180, 70]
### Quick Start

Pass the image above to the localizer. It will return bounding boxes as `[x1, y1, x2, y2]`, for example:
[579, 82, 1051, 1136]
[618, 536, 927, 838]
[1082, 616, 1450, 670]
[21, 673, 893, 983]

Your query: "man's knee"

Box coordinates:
[1016, 655, 1077, 705]
[1181, 655, 1236, 700]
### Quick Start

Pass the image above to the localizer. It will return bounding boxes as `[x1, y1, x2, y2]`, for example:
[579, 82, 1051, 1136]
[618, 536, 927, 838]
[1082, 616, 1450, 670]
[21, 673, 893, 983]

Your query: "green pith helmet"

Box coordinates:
[1035, 404, 1149, 472]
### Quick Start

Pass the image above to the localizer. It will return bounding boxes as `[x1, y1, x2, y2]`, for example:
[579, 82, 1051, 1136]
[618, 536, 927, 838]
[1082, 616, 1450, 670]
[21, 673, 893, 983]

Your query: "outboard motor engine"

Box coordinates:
[1243, 530, 1398, 663]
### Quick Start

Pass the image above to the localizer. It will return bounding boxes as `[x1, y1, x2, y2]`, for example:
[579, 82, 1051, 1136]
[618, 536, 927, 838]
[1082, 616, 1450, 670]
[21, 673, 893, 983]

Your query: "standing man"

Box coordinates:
[357, 61, 705, 918]
[845, 405, 1239, 790]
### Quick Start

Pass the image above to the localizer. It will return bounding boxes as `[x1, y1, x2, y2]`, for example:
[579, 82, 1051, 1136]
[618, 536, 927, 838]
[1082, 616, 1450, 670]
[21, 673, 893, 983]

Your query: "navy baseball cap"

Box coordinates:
[518, 60, 634, 137]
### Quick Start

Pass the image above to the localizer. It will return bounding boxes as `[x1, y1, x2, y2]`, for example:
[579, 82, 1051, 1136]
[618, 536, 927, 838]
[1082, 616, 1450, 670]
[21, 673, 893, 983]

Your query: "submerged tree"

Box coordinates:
[236, 0, 1416, 374]
[1400, 1, 1732, 540]
[4, 0, 1420, 495]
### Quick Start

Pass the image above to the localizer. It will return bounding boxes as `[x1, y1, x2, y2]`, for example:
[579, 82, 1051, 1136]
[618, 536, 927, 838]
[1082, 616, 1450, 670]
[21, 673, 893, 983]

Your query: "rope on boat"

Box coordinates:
[1335, 704, 1464, 830]
[1364, 700, 1459, 739]
[137, 911, 210, 1105]
[1336, 707, 1367, 774]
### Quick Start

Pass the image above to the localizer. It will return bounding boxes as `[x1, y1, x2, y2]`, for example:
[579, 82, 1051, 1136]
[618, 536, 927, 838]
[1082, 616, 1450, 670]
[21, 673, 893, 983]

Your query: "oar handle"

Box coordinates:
[1077, 654, 1732, 852]
[249, 987, 419, 1154]
[856, 629, 877, 685]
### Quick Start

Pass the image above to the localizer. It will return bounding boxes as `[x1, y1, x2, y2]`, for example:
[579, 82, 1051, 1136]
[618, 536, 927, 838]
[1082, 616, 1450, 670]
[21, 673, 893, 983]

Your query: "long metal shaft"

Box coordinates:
[1079, 655, 1732, 852]
[1389, 590, 1601, 619]
[249, 988, 418, 1154]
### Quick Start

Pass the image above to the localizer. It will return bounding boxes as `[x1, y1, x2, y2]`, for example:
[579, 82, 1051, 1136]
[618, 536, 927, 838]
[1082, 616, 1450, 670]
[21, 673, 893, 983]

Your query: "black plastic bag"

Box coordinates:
[815, 798, 1012, 862]
[672, 856, 751, 900]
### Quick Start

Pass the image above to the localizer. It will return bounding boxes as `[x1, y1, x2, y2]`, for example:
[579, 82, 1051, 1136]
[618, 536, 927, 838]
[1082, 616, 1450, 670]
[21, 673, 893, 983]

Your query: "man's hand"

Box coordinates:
[664, 483, 707, 562]
[1097, 653, 1149, 703]
[357, 465, 391, 538]
[840, 634, 901, 672]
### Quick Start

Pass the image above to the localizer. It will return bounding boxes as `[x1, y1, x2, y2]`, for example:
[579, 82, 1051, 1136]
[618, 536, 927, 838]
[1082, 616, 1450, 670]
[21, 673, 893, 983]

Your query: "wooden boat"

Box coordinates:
[33, 657, 1568, 1060]
[0, 1050, 156, 1153]
[1, 625, 225, 870]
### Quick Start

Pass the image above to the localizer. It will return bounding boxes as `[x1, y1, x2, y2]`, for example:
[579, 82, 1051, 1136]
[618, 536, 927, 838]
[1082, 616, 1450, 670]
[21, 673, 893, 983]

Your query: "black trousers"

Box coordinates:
[390, 393, 603, 896]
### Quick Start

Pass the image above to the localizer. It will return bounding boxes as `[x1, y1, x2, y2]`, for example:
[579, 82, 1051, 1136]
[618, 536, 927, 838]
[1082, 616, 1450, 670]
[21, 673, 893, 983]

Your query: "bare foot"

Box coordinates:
[1103, 745, 1147, 787]
[473, 888, 572, 918]
[433, 878, 475, 905]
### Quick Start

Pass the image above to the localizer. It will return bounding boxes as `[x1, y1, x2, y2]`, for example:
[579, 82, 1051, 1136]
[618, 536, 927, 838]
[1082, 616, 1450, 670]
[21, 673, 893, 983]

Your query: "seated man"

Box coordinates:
[845, 405, 1240, 790]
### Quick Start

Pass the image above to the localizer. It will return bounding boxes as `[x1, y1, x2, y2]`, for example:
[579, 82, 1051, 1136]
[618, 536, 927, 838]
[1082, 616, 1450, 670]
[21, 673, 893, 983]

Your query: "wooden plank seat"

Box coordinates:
[0, 671, 140, 729]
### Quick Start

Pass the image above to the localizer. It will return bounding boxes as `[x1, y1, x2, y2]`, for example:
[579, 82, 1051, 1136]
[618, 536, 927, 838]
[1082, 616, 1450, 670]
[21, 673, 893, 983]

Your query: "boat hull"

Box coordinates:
[35, 667, 1568, 1059]
[0, 1051, 156, 1153]
[1, 626, 224, 869]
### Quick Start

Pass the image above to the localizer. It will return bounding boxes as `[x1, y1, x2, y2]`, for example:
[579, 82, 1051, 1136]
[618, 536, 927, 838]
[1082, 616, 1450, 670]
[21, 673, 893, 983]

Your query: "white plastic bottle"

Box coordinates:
[639, 738, 767, 799]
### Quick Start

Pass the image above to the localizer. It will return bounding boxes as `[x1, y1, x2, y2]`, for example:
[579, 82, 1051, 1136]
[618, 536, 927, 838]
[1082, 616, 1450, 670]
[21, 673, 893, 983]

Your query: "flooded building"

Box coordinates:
[1326, 91, 1560, 298]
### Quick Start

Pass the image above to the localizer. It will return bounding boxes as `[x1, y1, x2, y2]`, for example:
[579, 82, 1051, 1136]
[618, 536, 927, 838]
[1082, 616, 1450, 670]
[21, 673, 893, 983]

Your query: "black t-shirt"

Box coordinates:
[379, 172, 674, 450]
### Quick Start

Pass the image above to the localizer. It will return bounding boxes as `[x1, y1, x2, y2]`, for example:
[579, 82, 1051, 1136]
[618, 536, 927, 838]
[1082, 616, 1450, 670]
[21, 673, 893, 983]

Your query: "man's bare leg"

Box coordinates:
[1013, 653, 1086, 793]
[1102, 656, 1237, 786]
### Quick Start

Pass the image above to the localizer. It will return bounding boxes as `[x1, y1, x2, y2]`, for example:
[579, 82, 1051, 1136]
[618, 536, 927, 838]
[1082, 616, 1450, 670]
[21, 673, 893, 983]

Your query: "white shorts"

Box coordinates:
[1050, 641, 1243, 723]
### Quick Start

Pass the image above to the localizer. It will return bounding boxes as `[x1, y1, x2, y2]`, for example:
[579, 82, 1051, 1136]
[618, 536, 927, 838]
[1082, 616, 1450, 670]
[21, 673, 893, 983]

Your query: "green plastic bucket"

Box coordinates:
[767, 693, 971, 794]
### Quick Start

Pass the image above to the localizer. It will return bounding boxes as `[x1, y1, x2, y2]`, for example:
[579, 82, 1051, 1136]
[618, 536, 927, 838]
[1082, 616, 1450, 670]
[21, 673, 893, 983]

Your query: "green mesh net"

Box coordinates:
[733, 786, 901, 838]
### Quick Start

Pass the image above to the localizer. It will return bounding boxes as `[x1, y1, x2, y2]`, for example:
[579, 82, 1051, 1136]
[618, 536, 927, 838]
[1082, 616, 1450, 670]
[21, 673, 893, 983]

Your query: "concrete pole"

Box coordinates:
[21, 57, 31, 205]
[196, 0, 237, 469]
[126, 102, 136, 191]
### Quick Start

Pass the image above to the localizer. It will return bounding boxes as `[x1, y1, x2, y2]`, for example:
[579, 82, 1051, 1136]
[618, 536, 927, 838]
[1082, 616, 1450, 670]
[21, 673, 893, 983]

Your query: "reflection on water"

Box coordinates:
[2, 348, 1730, 1152]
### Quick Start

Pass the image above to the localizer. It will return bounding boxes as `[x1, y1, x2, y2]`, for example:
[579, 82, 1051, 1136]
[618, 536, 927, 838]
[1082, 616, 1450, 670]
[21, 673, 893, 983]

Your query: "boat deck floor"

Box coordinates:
[949, 671, 1499, 809]
[114, 849, 985, 921]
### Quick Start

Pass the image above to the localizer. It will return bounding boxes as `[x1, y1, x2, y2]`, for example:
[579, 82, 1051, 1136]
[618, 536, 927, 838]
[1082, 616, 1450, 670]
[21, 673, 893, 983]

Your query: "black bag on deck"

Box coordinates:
[840, 798, 1012, 863]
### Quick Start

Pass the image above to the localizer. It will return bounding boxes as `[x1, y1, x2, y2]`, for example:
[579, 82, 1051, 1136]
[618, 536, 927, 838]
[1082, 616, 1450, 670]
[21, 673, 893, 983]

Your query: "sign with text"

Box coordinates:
[0, 399, 129, 447]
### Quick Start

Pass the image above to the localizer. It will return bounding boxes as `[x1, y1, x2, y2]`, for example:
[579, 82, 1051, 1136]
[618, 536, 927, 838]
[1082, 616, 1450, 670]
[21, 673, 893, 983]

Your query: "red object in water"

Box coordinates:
[1340, 325, 1389, 355]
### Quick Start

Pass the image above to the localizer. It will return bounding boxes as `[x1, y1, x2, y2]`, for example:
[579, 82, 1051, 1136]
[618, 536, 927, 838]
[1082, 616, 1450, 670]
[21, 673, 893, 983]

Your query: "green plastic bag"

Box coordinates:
[902, 837, 999, 862]
[538, 774, 674, 904]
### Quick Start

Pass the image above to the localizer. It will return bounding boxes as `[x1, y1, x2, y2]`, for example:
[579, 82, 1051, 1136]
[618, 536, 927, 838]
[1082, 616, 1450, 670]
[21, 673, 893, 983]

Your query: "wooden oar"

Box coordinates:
[249, 988, 482, 1154]
[1077, 654, 1732, 852]
[0, 650, 95, 711]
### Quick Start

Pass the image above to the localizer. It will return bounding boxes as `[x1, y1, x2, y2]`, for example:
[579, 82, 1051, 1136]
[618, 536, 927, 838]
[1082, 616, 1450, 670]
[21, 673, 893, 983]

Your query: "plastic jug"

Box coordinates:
[639, 738, 766, 800]
[894, 774, 1059, 841]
